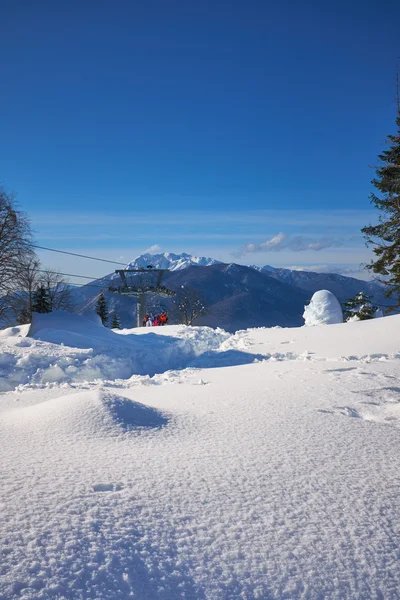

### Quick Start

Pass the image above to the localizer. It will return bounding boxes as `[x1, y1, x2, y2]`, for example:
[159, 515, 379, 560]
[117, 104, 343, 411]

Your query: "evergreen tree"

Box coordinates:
[362, 108, 400, 309]
[96, 291, 108, 325]
[110, 310, 121, 329]
[32, 285, 51, 314]
[342, 292, 377, 322]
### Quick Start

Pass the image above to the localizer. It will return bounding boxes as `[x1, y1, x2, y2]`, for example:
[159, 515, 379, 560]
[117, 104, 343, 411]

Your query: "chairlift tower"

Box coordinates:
[108, 266, 176, 327]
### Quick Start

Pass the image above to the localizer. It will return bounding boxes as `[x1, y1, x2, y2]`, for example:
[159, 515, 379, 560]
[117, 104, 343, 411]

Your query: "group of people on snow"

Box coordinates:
[143, 312, 168, 327]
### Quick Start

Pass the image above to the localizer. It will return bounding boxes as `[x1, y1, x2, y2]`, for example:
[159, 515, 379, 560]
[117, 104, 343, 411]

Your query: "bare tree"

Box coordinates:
[0, 187, 34, 298]
[0, 188, 74, 327]
[39, 268, 73, 311]
[171, 286, 209, 325]
[0, 292, 11, 323]
[7, 256, 41, 324]
[4, 263, 74, 325]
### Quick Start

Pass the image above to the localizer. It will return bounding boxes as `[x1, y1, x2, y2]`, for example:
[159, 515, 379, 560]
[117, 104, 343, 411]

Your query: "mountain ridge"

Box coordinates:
[70, 252, 389, 332]
[126, 252, 221, 271]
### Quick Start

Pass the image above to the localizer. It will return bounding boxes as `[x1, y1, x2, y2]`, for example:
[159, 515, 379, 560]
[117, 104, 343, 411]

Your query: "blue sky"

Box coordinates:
[1, 0, 399, 281]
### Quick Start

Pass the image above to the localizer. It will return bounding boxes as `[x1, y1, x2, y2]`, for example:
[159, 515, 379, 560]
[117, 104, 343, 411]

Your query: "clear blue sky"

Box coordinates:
[1, 0, 399, 279]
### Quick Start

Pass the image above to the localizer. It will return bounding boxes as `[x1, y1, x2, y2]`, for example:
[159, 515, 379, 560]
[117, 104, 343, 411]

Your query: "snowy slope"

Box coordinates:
[1, 313, 400, 599]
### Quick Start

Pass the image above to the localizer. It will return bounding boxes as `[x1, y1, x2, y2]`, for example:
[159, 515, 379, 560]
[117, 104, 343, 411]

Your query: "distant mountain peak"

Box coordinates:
[126, 252, 221, 271]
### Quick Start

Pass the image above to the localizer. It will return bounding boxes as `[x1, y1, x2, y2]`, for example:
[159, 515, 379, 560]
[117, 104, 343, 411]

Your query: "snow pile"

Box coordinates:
[303, 289, 343, 326]
[0, 312, 261, 392]
[3, 389, 168, 438]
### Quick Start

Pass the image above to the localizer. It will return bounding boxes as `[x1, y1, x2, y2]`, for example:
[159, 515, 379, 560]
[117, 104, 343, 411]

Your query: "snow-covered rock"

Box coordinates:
[303, 289, 343, 326]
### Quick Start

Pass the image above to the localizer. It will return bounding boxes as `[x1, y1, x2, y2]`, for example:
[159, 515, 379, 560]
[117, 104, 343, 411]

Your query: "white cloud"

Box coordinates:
[144, 244, 162, 254]
[235, 232, 362, 256]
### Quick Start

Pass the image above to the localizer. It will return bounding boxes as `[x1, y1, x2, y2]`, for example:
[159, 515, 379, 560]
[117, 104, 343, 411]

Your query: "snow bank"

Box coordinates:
[29, 311, 133, 351]
[0, 312, 261, 392]
[303, 289, 343, 326]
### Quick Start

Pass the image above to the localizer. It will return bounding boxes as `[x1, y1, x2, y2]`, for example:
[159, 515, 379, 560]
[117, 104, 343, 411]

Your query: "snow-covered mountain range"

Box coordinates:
[69, 252, 389, 332]
[126, 252, 221, 271]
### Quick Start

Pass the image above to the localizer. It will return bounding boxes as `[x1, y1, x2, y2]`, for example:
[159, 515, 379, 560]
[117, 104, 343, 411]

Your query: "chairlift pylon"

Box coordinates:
[108, 268, 175, 327]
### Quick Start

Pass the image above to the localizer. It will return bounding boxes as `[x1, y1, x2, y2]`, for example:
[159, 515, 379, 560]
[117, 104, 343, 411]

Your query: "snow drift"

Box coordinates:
[3, 389, 169, 438]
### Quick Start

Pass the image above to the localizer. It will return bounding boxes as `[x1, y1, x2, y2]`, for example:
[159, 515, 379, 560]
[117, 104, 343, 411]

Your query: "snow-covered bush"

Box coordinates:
[342, 292, 378, 322]
[303, 290, 343, 326]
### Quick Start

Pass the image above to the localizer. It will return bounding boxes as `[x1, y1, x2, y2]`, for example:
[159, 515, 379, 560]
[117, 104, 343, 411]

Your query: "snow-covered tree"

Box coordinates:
[362, 108, 400, 309]
[342, 292, 377, 321]
[110, 310, 121, 329]
[96, 291, 108, 325]
[32, 285, 51, 314]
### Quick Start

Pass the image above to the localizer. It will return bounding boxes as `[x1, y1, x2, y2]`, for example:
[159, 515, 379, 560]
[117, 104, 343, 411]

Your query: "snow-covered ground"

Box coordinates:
[1, 312, 400, 599]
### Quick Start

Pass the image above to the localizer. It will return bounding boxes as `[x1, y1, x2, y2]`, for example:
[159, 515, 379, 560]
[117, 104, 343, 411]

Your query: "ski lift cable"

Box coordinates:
[29, 243, 194, 297]
[36, 269, 103, 280]
[68, 283, 109, 289]
[29, 243, 182, 285]
[29, 244, 127, 266]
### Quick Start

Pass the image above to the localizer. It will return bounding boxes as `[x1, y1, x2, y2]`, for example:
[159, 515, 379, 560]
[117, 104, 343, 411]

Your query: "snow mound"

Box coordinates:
[303, 289, 343, 326]
[3, 389, 168, 437]
[1, 312, 265, 391]
[29, 310, 133, 351]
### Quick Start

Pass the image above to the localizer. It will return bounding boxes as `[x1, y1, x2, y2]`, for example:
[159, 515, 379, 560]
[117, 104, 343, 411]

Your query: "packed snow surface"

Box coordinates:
[1, 312, 400, 599]
[303, 289, 343, 326]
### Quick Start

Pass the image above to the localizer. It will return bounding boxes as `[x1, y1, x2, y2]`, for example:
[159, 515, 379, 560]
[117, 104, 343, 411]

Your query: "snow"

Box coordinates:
[303, 289, 343, 326]
[126, 252, 221, 271]
[0, 312, 243, 392]
[1, 312, 400, 599]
